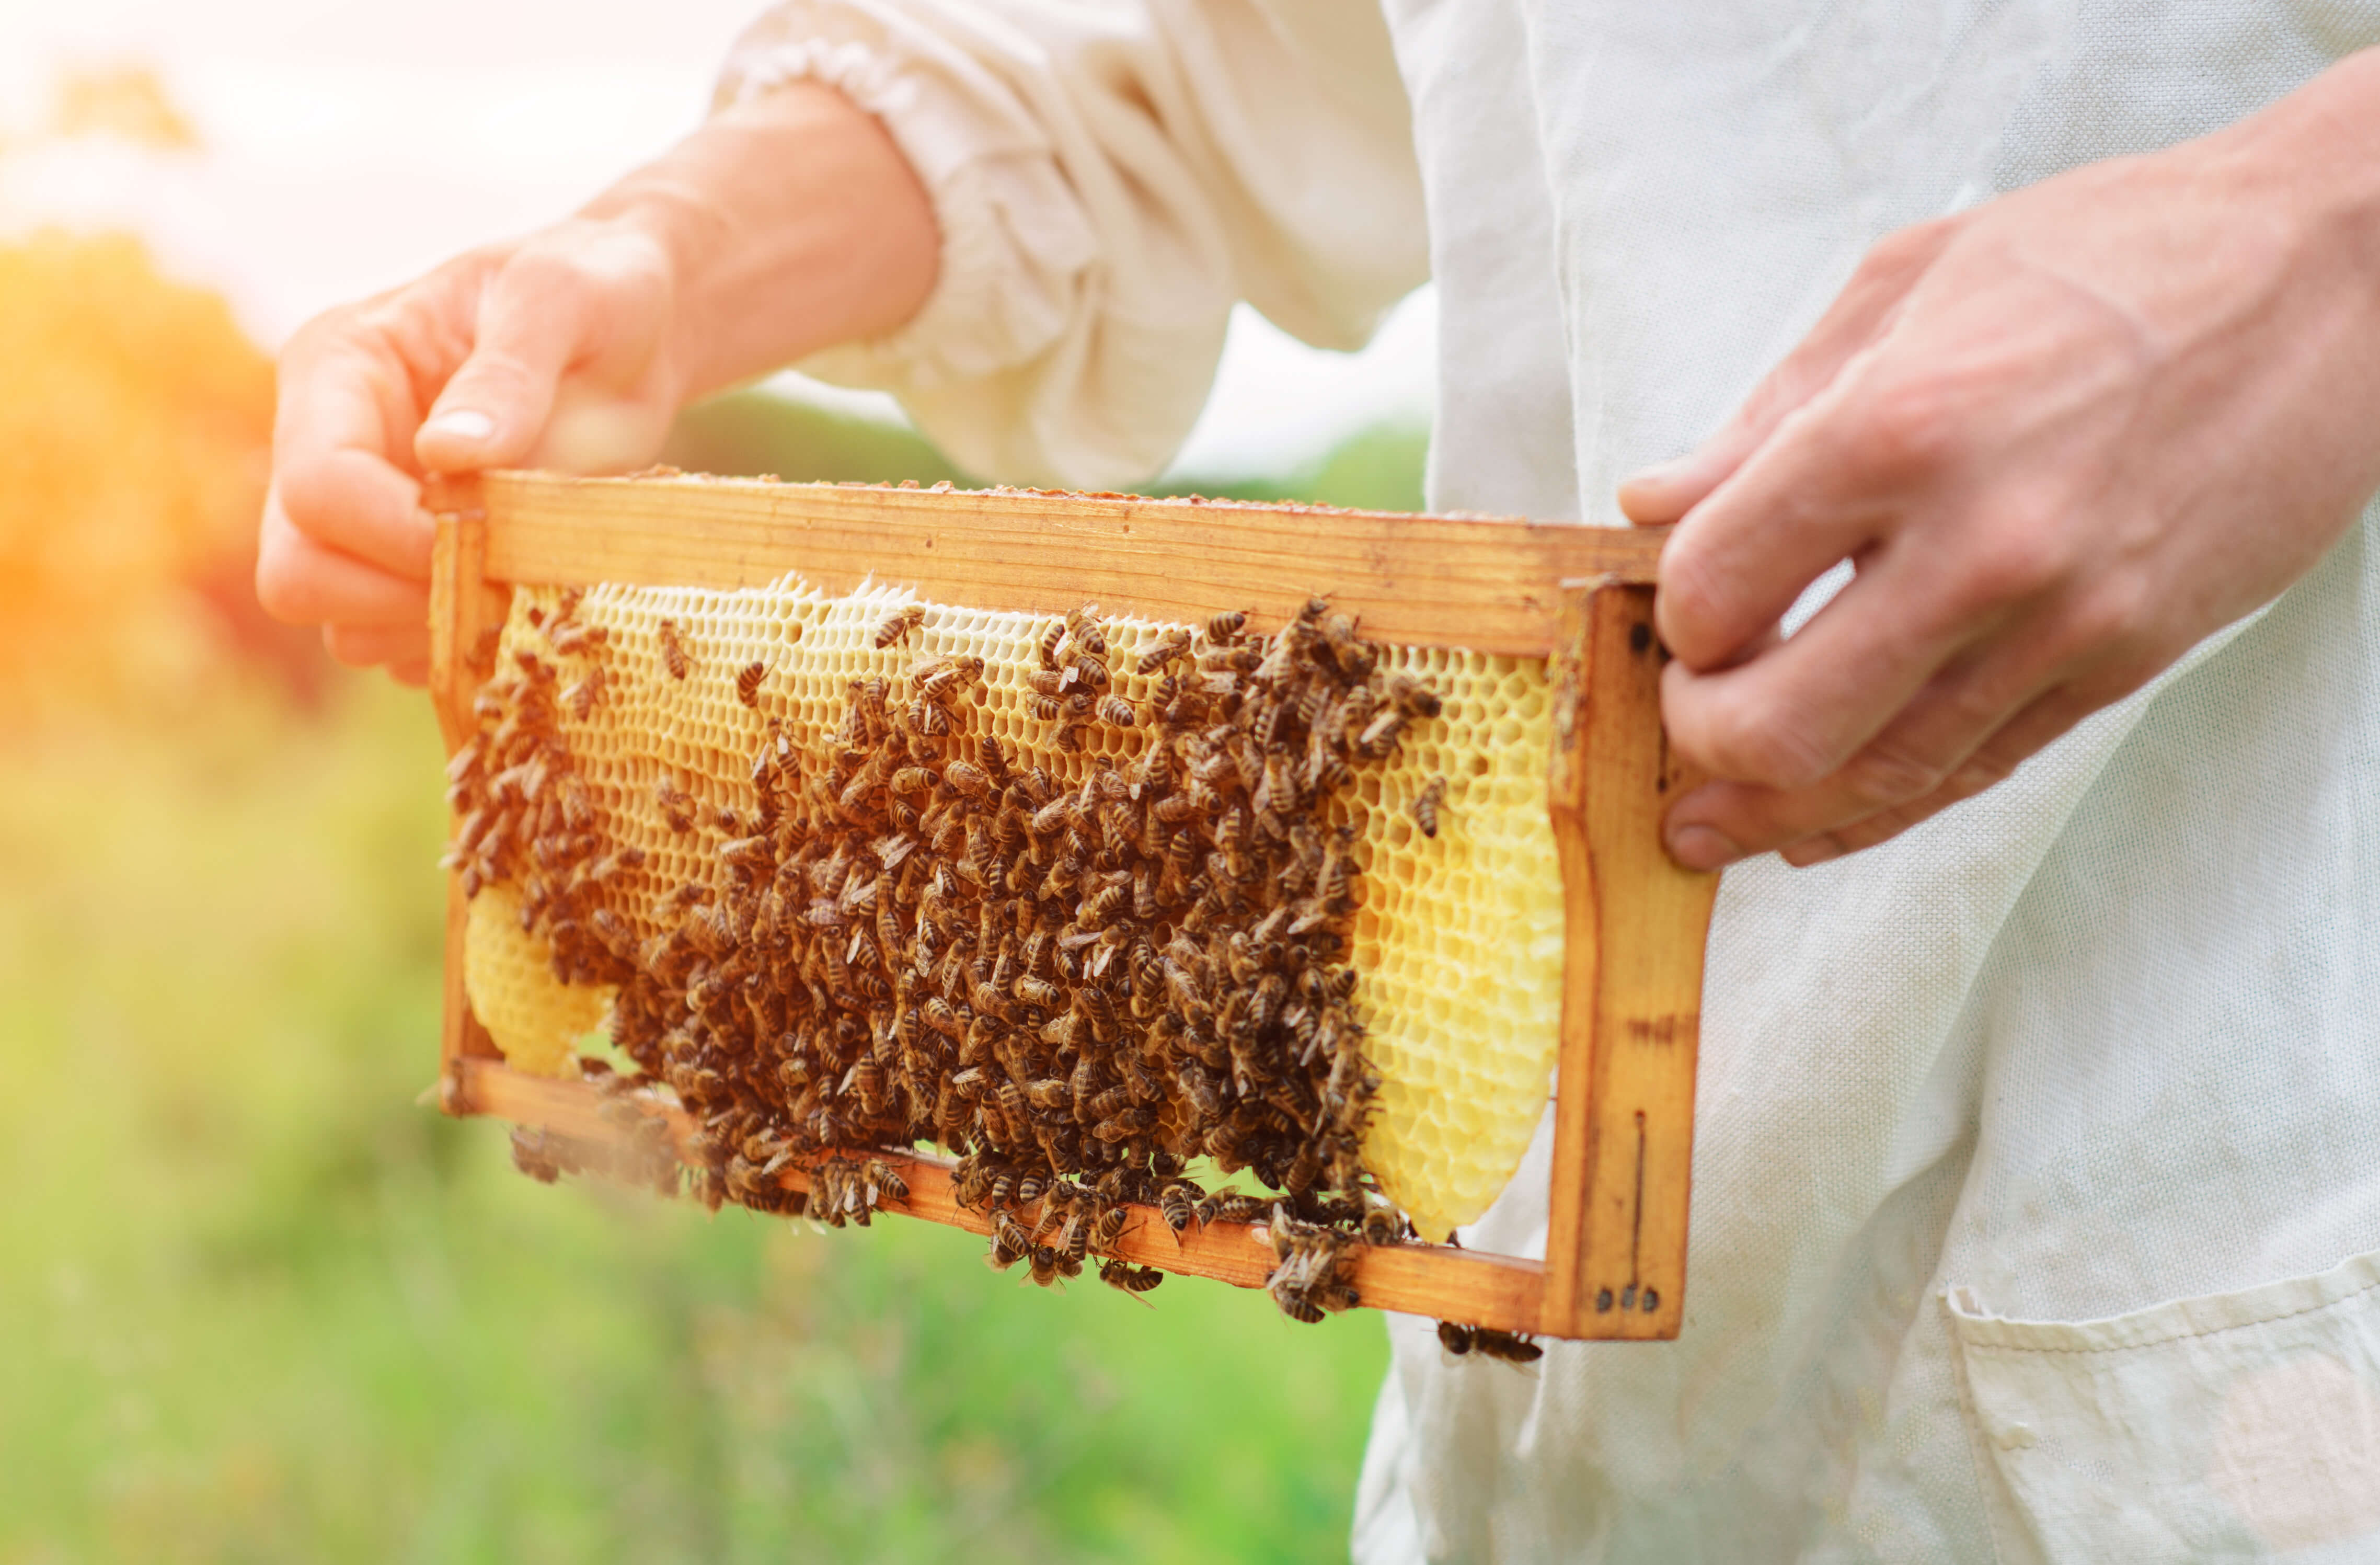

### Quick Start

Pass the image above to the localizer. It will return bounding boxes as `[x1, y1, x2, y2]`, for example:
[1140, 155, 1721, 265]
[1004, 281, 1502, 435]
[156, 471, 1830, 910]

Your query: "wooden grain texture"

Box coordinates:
[1540, 582, 1720, 1341]
[460, 1058, 1550, 1334]
[430, 497, 511, 1109]
[445, 470, 1665, 657]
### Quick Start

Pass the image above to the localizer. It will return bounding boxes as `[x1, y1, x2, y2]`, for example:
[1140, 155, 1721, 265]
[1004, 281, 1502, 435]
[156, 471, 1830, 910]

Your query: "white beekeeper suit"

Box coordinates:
[718, 4, 2380, 1560]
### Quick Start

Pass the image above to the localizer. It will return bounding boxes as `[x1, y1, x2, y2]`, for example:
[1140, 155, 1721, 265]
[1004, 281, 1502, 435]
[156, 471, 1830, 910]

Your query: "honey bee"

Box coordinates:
[654, 776, 697, 833]
[1358, 706, 1409, 756]
[1097, 1258, 1165, 1302]
[1204, 609, 1247, 643]
[1134, 631, 1193, 674]
[862, 1157, 910, 1204]
[944, 760, 991, 798]
[510, 1126, 562, 1183]
[1157, 1182, 1199, 1238]
[1276, 1295, 1326, 1324]
[874, 604, 927, 648]
[1473, 1328, 1544, 1365]
[658, 618, 689, 679]
[1076, 985, 1120, 1043]
[1306, 746, 1350, 795]
[1411, 775, 1448, 839]
[1196, 1189, 1263, 1227]
[1037, 619, 1067, 669]
[1065, 604, 1106, 656]
[913, 655, 984, 703]
[977, 735, 1011, 787]
[1095, 695, 1136, 727]
[1027, 1246, 1064, 1288]
[547, 619, 607, 657]
[1386, 671, 1444, 719]
[736, 660, 767, 707]
[989, 1212, 1033, 1269]
[1090, 1202, 1133, 1251]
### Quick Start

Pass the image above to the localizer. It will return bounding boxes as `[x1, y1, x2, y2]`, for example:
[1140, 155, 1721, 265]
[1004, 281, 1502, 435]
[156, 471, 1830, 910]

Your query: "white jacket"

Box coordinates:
[719, 4, 2380, 1559]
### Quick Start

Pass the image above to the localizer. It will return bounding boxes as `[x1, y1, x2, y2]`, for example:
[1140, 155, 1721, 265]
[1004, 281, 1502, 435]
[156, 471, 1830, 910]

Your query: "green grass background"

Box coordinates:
[0, 393, 1428, 1564]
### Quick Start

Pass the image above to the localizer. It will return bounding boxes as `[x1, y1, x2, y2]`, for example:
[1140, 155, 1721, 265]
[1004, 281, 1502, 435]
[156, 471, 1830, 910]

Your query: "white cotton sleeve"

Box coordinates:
[712, 0, 1428, 488]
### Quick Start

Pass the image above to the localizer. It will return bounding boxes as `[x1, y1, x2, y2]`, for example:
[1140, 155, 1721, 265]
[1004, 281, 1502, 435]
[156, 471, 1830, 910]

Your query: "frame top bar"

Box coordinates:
[447, 470, 1665, 658]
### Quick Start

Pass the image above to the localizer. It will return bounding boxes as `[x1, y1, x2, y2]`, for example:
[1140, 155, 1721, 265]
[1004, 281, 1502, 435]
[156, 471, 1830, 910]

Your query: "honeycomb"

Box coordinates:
[462, 883, 614, 1077]
[453, 577, 1560, 1240]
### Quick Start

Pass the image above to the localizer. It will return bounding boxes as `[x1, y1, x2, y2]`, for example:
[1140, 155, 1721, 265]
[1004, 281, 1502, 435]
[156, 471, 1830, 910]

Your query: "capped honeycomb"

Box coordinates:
[450, 576, 1560, 1241]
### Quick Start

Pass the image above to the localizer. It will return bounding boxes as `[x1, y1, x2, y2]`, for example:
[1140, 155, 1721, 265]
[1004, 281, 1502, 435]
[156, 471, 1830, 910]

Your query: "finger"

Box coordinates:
[415, 252, 593, 473]
[1778, 686, 2102, 864]
[255, 498, 431, 628]
[1661, 633, 2051, 867]
[1659, 540, 2007, 799]
[324, 622, 430, 669]
[1618, 214, 1964, 526]
[273, 342, 435, 579]
[1650, 354, 1951, 673]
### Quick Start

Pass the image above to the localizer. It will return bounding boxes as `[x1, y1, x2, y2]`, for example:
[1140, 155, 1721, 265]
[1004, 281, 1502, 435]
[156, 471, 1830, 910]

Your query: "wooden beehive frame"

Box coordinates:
[426, 471, 1718, 1341]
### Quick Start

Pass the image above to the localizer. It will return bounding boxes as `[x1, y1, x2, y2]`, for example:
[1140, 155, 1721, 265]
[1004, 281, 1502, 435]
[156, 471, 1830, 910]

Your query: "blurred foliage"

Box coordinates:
[0, 231, 320, 710]
[1, 245, 1416, 1560]
[665, 386, 1429, 513]
[50, 65, 202, 152]
[0, 689, 1387, 1563]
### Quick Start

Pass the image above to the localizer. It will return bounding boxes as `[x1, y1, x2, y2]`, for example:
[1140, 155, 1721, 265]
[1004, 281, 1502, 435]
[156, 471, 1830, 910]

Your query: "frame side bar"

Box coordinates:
[429, 483, 510, 1112]
[1540, 581, 1719, 1340]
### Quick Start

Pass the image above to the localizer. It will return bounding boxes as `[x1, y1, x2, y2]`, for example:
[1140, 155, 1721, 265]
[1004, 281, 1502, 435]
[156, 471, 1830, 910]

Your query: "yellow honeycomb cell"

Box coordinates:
[463, 577, 1561, 1238]
[463, 883, 615, 1077]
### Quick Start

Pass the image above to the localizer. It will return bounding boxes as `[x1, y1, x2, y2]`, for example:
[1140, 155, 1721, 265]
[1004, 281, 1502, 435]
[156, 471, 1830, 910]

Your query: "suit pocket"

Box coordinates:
[1946, 1248, 2380, 1564]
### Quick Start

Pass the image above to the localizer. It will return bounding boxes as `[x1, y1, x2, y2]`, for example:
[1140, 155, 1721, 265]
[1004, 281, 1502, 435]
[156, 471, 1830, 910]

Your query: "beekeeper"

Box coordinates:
[258, 5, 2380, 1559]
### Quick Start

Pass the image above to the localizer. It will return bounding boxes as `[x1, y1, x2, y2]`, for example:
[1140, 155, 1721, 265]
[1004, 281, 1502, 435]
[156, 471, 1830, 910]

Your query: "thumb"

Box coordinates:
[413, 257, 588, 473]
[1617, 212, 1964, 525]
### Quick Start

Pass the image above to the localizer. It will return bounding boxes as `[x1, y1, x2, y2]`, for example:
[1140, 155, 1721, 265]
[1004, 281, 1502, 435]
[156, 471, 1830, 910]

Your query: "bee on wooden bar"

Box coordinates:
[862, 1158, 910, 1204]
[1097, 1258, 1165, 1302]
[1473, 1328, 1544, 1366]
[658, 618, 689, 679]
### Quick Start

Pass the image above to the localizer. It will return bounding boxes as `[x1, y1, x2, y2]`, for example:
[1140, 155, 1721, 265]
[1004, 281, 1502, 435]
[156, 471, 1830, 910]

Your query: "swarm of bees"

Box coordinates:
[447, 589, 1456, 1323]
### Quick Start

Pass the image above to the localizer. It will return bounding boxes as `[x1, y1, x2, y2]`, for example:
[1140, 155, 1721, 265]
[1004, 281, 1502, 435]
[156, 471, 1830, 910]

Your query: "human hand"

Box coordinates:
[256, 83, 938, 684]
[255, 221, 684, 684]
[1619, 53, 2380, 869]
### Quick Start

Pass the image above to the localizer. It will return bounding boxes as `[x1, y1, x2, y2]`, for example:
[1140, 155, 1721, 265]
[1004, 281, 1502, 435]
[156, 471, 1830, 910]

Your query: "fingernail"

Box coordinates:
[1783, 839, 1846, 869]
[1620, 453, 1699, 494]
[423, 408, 496, 443]
[1666, 824, 1740, 871]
